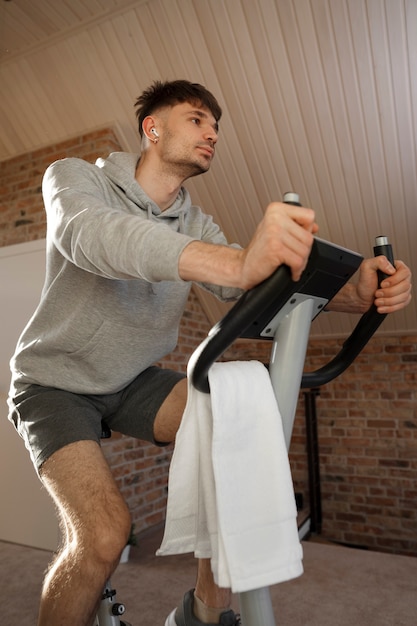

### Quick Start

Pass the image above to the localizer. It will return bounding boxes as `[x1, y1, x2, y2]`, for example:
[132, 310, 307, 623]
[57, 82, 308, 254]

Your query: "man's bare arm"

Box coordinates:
[179, 202, 317, 290]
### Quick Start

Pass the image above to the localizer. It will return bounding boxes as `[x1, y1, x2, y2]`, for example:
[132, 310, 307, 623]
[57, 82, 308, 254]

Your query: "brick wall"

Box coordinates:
[1, 136, 416, 554]
[302, 334, 417, 556]
[0, 129, 122, 247]
[224, 334, 417, 556]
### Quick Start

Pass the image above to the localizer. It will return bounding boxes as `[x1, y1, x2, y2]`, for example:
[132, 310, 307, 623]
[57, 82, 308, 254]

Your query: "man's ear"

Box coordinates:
[142, 116, 158, 142]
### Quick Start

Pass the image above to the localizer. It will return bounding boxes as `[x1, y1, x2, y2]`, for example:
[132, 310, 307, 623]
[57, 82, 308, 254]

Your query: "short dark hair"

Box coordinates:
[134, 79, 222, 136]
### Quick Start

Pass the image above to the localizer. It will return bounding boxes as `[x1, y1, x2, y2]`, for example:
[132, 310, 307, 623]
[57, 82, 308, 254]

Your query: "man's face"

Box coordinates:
[156, 101, 219, 178]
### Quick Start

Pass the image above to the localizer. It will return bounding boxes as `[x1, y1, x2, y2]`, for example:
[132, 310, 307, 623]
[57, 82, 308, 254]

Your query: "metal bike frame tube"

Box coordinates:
[269, 298, 315, 449]
[239, 587, 276, 626]
[238, 299, 314, 625]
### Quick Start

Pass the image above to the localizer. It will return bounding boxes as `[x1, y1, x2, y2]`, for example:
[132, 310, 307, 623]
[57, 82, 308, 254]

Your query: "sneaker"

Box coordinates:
[165, 589, 241, 626]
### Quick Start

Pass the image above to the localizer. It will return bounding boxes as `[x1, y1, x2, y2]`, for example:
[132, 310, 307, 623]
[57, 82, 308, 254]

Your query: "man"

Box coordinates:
[8, 80, 412, 626]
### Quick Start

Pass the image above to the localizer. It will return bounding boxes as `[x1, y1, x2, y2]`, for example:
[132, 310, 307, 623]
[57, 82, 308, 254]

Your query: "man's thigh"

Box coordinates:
[107, 367, 187, 445]
[40, 439, 130, 540]
[152, 377, 188, 443]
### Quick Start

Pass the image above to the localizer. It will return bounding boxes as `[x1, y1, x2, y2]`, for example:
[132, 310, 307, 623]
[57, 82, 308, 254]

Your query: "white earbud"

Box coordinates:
[151, 128, 159, 138]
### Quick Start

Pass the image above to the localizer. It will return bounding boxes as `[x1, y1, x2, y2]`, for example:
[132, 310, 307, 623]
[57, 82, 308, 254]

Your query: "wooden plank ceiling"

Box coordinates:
[0, 0, 415, 337]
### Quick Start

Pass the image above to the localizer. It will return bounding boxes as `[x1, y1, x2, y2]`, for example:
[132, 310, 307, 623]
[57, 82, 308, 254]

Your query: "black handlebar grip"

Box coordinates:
[283, 191, 302, 206]
[374, 236, 395, 285]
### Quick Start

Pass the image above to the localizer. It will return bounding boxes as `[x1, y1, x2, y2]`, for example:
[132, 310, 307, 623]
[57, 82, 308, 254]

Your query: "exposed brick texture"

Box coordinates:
[0, 128, 122, 247]
[1, 136, 416, 555]
[224, 335, 417, 556]
[301, 334, 417, 556]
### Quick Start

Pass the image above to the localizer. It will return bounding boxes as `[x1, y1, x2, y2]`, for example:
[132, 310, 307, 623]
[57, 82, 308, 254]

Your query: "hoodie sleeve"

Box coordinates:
[43, 158, 196, 282]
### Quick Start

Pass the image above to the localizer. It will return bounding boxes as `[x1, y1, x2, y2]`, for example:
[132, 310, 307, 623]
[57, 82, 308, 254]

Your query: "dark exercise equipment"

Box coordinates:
[96, 194, 393, 625]
[188, 194, 393, 626]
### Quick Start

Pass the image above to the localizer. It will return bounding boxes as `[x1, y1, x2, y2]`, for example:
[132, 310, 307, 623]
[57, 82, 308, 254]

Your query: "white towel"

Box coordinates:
[157, 360, 303, 592]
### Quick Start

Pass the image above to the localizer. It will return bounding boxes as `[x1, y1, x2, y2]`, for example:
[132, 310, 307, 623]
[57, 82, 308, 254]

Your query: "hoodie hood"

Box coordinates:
[96, 152, 192, 228]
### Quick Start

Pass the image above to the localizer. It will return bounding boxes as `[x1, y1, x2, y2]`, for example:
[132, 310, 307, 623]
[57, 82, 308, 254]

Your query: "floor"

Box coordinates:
[2, 524, 417, 625]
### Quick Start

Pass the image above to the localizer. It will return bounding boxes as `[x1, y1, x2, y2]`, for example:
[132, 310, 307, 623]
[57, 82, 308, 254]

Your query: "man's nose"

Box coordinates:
[204, 126, 218, 144]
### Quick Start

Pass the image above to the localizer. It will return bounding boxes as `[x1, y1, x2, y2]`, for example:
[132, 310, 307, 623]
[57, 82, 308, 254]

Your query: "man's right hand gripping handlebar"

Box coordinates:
[233, 200, 318, 290]
[178, 201, 318, 290]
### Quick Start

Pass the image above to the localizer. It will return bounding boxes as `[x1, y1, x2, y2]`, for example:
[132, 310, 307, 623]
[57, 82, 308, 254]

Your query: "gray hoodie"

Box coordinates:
[10, 152, 241, 395]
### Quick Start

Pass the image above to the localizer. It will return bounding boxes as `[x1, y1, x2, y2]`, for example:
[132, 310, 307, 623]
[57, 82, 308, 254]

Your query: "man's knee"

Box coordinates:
[85, 506, 131, 565]
[40, 440, 131, 563]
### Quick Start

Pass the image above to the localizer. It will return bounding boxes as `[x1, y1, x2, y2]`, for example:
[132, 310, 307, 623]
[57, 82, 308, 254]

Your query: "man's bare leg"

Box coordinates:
[154, 379, 232, 619]
[194, 559, 231, 620]
[38, 440, 131, 626]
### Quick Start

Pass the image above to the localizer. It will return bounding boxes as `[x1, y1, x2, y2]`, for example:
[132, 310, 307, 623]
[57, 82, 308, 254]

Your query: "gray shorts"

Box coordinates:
[8, 366, 186, 474]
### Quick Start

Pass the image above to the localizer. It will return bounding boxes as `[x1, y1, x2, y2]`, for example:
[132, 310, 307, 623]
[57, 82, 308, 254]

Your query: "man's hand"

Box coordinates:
[239, 202, 318, 289]
[363, 257, 412, 314]
[328, 257, 412, 314]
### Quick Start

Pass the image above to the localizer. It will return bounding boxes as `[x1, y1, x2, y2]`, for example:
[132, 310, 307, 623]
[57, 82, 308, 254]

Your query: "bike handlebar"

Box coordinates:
[190, 263, 295, 393]
[301, 235, 394, 388]
[189, 197, 393, 393]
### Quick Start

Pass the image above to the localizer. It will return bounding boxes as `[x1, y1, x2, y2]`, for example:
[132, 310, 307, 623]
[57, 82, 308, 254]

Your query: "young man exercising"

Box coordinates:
[8, 80, 412, 626]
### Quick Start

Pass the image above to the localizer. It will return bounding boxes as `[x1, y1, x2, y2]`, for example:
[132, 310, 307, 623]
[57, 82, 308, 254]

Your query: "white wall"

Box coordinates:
[0, 240, 59, 550]
[0, 239, 45, 393]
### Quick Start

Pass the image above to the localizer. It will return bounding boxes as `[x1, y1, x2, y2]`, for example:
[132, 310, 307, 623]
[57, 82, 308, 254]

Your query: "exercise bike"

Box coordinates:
[95, 193, 393, 625]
